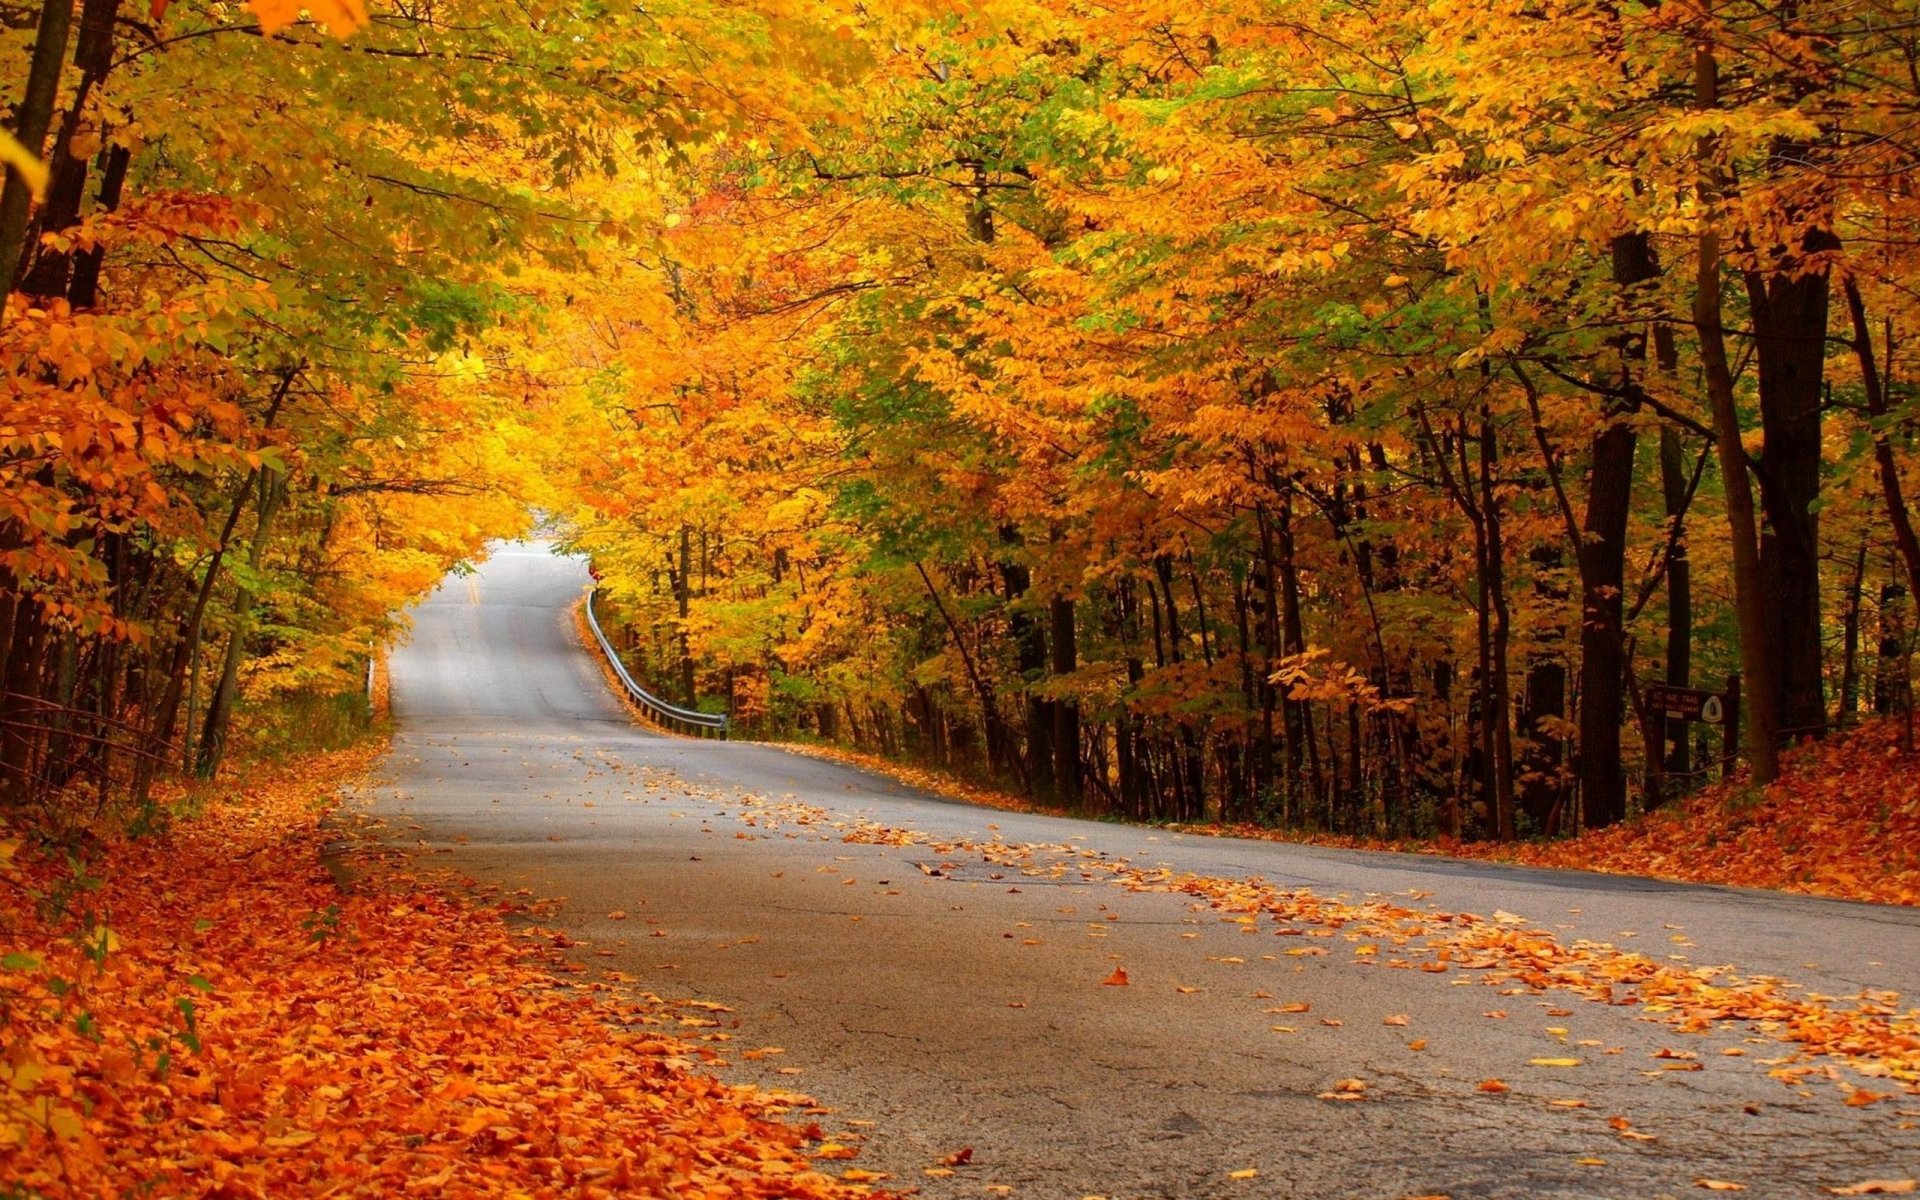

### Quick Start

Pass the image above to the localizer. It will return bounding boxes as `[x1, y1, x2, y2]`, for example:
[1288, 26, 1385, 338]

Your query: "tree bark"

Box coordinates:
[1575, 232, 1655, 827]
[1746, 236, 1835, 739]
[1693, 34, 1780, 784]
[16, 0, 121, 297]
[1659, 424, 1694, 781]
[0, 0, 79, 284]
[1841, 278, 1920, 610]
[1049, 593, 1080, 805]
[195, 471, 285, 778]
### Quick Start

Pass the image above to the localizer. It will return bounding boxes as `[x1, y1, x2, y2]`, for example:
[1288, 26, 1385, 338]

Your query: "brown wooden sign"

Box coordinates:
[1646, 683, 1729, 725]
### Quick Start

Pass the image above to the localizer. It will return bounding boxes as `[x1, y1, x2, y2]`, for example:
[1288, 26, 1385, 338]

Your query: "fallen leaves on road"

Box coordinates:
[0, 745, 884, 1200]
[1827, 1182, 1917, 1196]
[1317, 1078, 1367, 1101]
[1101, 967, 1130, 987]
[632, 760, 1920, 1126]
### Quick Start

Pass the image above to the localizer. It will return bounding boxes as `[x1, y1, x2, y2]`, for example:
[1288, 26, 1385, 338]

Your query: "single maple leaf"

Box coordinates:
[1101, 967, 1129, 986]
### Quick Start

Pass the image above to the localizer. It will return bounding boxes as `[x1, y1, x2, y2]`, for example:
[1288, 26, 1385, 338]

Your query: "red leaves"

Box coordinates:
[0, 746, 880, 1199]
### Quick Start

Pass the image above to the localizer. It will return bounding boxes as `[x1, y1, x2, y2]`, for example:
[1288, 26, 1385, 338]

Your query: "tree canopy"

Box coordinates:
[5, 0, 1917, 838]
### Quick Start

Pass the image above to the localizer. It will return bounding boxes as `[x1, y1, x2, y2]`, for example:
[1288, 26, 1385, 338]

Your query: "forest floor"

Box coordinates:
[0, 743, 885, 1199]
[782, 716, 1920, 908]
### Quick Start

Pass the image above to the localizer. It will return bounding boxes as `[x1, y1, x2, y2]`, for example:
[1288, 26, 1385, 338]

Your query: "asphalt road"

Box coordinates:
[365, 541, 1920, 1199]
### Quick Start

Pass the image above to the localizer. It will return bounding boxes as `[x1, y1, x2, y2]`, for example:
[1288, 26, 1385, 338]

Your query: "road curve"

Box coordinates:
[367, 542, 1920, 1199]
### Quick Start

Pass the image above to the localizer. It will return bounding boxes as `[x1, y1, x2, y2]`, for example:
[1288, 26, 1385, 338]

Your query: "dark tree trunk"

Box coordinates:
[1746, 233, 1836, 741]
[16, 0, 121, 298]
[1000, 555, 1052, 800]
[1659, 425, 1693, 780]
[1272, 493, 1311, 814]
[1576, 231, 1655, 828]
[1518, 544, 1567, 831]
[1479, 412, 1516, 841]
[1841, 279, 1920, 623]
[0, 0, 79, 282]
[1693, 39, 1781, 783]
[1049, 594, 1080, 805]
[66, 142, 126, 309]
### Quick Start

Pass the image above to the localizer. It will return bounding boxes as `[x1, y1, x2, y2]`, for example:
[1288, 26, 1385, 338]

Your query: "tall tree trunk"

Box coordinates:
[1000, 553, 1052, 801]
[1153, 554, 1203, 819]
[1841, 279, 1920, 611]
[1875, 580, 1911, 724]
[1659, 424, 1694, 781]
[915, 561, 1009, 777]
[1253, 502, 1282, 820]
[1049, 593, 1080, 805]
[1479, 411, 1516, 841]
[0, 601, 49, 805]
[16, 0, 121, 297]
[139, 373, 295, 794]
[1272, 494, 1312, 815]
[195, 471, 285, 778]
[1576, 232, 1654, 827]
[1518, 545, 1567, 831]
[1693, 33, 1781, 784]
[1746, 237, 1835, 739]
[0, 0, 79, 282]
[66, 142, 126, 308]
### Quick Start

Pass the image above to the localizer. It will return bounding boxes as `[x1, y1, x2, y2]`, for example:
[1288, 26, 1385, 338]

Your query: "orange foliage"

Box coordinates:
[1477, 720, 1920, 906]
[0, 748, 884, 1199]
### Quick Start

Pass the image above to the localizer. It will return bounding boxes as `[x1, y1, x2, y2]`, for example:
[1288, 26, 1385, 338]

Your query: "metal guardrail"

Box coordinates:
[583, 587, 728, 738]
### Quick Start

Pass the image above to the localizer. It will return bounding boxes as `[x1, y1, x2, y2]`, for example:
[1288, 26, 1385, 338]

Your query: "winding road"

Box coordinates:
[365, 541, 1920, 1199]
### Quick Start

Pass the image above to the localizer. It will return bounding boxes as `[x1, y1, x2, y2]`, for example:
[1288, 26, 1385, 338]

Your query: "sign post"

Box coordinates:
[1646, 674, 1741, 784]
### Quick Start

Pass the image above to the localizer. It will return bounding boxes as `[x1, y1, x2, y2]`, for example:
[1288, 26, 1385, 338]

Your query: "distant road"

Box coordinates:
[371, 541, 1920, 1199]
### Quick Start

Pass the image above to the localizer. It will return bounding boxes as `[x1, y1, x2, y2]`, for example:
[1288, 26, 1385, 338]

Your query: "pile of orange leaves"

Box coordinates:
[0, 745, 884, 1199]
[1472, 719, 1920, 905]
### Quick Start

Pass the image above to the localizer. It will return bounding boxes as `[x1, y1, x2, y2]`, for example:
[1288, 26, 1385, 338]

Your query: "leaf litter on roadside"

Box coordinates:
[0, 746, 888, 1200]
